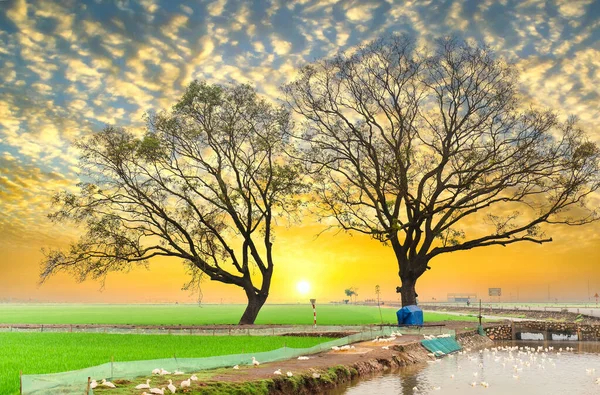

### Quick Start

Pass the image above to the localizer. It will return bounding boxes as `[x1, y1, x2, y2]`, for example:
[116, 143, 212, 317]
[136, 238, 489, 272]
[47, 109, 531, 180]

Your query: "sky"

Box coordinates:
[0, 0, 600, 305]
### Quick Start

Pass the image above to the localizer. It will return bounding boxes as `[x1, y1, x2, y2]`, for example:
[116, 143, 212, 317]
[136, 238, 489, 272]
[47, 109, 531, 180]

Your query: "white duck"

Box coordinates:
[297, 356, 310, 360]
[274, 369, 282, 375]
[190, 375, 198, 381]
[173, 370, 184, 375]
[167, 379, 176, 394]
[149, 388, 165, 395]
[159, 368, 171, 375]
[180, 378, 191, 388]
[252, 357, 260, 367]
[90, 380, 98, 389]
[152, 368, 161, 375]
[101, 379, 116, 388]
[135, 379, 151, 389]
[233, 365, 239, 370]
[286, 371, 293, 377]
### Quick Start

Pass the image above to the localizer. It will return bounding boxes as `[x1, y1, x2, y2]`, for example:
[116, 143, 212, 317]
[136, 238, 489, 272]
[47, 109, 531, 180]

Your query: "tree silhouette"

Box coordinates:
[41, 81, 305, 324]
[285, 35, 600, 306]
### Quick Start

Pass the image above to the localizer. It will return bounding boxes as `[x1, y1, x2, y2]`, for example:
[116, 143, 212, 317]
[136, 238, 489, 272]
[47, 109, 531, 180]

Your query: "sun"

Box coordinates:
[296, 280, 311, 295]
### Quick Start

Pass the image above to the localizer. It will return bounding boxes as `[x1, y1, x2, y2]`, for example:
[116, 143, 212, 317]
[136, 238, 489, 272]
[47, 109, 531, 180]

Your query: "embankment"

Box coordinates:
[130, 331, 494, 395]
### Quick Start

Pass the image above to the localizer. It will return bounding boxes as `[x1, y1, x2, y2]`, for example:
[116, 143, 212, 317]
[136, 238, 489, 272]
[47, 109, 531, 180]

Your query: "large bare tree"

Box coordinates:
[284, 35, 600, 306]
[41, 81, 304, 324]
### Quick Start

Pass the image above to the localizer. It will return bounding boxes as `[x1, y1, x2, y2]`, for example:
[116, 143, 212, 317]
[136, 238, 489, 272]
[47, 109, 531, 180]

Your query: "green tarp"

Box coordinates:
[420, 336, 462, 355]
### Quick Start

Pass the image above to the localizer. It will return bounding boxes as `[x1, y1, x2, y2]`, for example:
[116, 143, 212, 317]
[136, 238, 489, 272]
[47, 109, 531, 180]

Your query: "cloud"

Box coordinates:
[271, 36, 292, 55]
[555, 0, 593, 18]
[345, 2, 378, 22]
[1, 0, 600, 270]
[207, 0, 228, 17]
[6, 0, 29, 26]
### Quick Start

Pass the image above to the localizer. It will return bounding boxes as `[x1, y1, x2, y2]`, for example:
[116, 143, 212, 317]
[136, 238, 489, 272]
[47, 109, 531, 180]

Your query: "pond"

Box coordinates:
[330, 341, 600, 395]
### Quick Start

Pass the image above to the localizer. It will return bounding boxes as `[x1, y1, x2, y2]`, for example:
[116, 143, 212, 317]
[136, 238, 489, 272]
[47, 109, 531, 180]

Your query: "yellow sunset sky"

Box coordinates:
[1, 0, 599, 304]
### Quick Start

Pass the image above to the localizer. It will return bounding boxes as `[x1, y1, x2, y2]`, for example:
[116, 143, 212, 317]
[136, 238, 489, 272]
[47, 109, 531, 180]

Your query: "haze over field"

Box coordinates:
[1, 0, 599, 304]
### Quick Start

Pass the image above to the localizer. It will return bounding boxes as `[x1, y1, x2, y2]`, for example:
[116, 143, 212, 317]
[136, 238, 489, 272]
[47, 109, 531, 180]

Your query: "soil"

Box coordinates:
[422, 305, 600, 324]
[0, 320, 492, 336]
[280, 332, 356, 338]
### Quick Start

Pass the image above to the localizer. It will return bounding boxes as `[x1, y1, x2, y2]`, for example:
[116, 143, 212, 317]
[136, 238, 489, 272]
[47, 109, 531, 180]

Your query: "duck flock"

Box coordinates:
[411, 343, 600, 393]
[89, 369, 199, 394]
[88, 352, 321, 392]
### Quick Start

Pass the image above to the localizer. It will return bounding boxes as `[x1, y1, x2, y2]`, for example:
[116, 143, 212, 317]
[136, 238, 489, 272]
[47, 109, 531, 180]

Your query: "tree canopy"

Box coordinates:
[284, 35, 600, 306]
[41, 81, 305, 324]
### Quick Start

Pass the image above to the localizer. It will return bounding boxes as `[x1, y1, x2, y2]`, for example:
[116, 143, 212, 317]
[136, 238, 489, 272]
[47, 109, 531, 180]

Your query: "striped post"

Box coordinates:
[310, 299, 317, 328]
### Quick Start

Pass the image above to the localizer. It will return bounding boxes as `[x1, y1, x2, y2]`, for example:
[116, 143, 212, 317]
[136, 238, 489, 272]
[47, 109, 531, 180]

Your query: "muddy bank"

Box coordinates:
[93, 330, 493, 394]
[250, 332, 492, 394]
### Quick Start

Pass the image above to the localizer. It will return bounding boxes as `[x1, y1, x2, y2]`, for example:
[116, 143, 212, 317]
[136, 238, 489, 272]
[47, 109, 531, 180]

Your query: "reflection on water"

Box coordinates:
[329, 341, 600, 395]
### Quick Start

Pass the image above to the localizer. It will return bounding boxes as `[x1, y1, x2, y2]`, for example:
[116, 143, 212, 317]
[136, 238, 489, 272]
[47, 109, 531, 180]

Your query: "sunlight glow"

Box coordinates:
[296, 280, 311, 295]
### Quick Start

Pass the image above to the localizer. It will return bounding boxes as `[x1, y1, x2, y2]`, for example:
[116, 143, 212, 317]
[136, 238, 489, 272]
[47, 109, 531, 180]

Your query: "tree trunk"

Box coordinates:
[400, 277, 418, 307]
[238, 292, 267, 325]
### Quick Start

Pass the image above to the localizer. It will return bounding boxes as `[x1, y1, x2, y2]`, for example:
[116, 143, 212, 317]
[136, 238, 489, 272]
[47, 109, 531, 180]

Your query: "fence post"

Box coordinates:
[110, 356, 114, 378]
[86, 377, 90, 395]
[19, 370, 22, 395]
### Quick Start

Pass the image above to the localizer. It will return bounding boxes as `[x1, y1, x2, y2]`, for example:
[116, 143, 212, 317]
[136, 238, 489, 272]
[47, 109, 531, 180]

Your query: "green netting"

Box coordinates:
[22, 327, 400, 394]
[420, 336, 462, 355]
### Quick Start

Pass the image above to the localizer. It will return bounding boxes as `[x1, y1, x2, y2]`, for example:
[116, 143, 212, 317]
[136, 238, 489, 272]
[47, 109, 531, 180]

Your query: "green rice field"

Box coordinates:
[0, 304, 484, 394]
[0, 333, 332, 395]
[0, 303, 481, 326]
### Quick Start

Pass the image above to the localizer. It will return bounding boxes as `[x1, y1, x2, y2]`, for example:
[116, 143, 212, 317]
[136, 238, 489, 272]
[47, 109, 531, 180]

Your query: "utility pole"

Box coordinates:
[375, 285, 383, 324]
[588, 280, 591, 303]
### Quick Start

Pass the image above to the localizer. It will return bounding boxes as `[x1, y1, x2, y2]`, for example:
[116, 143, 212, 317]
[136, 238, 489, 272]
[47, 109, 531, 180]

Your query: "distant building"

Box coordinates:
[447, 293, 477, 303]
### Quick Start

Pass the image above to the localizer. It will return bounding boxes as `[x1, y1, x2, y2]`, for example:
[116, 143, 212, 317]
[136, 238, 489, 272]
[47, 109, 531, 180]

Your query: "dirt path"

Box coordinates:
[207, 334, 425, 383]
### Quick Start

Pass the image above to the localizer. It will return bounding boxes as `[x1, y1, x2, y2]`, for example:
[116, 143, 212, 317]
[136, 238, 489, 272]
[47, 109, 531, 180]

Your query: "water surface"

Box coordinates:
[331, 341, 600, 395]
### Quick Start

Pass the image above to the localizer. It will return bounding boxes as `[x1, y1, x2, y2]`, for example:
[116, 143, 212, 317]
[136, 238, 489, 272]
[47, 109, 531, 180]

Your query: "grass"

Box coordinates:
[0, 303, 484, 326]
[0, 333, 332, 395]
